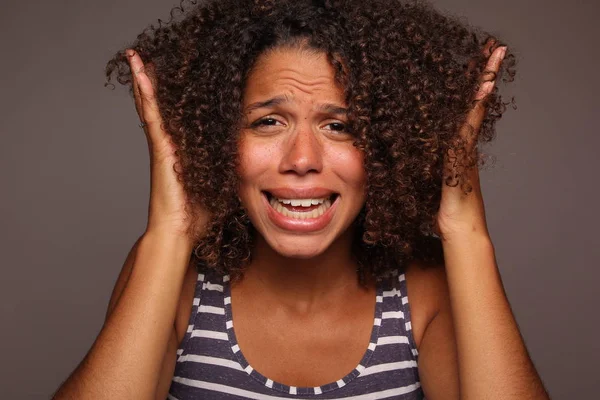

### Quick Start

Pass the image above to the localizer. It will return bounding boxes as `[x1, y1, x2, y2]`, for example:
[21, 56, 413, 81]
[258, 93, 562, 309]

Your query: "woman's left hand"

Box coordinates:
[435, 41, 507, 241]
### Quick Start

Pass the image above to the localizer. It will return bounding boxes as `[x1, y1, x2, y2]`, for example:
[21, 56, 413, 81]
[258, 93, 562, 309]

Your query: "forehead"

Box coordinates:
[243, 47, 344, 103]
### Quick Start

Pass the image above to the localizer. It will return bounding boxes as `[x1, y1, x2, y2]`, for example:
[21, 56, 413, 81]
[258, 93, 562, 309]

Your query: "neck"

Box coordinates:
[237, 228, 364, 312]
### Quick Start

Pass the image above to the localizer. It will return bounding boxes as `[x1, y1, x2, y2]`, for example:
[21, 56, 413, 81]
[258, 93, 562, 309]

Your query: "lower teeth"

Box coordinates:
[269, 198, 332, 219]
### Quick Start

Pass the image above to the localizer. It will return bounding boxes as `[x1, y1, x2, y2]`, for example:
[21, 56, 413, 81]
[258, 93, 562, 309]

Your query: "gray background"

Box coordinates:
[1, 0, 598, 398]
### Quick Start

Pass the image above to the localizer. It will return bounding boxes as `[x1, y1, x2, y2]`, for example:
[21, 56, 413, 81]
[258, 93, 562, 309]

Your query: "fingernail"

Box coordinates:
[500, 46, 507, 58]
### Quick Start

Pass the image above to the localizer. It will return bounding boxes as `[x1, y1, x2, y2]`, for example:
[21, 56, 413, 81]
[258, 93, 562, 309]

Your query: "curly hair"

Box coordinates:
[105, 0, 516, 283]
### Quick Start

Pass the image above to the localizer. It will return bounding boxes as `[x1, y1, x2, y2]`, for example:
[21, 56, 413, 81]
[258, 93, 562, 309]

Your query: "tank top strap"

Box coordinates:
[378, 266, 420, 360]
[175, 265, 230, 361]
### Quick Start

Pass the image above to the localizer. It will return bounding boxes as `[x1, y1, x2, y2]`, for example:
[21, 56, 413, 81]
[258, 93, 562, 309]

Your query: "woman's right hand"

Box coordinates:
[126, 49, 208, 243]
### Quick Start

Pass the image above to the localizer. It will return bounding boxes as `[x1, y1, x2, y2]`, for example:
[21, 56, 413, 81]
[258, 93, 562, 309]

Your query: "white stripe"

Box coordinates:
[177, 354, 243, 371]
[368, 342, 377, 351]
[224, 296, 231, 305]
[337, 379, 346, 388]
[405, 321, 412, 331]
[223, 275, 230, 282]
[399, 273, 406, 282]
[377, 335, 409, 346]
[190, 329, 228, 341]
[314, 386, 322, 394]
[376, 295, 383, 303]
[245, 365, 254, 373]
[193, 298, 200, 306]
[356, 364, 366, 373]
[198, 305, 225, 315]
[374, 318, 382, 326]
[412, 348, 419, 356]
[197, 273, 205, 281]
[176, 349, 183, 356]
[172, 377, 422, 400]
[203, 282, 224, 292]
[289, 386, 297, 394]
[232, 344, 240, 353]
[187, 324, 193, 333]
[226, 320, 233, 329]
[265, 378, 273, 388]
[402, 296, 408, 305]
[382, 288, 401, 297]
[167, 394, 180, 400]
[359, 360, 418, 377]
[382, 311, 404, 319]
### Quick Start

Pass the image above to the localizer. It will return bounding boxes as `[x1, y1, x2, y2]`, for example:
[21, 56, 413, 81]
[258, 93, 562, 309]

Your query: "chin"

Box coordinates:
[262, 233, 334, 260]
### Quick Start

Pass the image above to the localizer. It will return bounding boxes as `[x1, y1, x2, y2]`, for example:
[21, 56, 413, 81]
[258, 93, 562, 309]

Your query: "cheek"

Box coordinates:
[238, 137, 270, 181]
[237, 136, 279, 207]
[331, 146, 367, 189]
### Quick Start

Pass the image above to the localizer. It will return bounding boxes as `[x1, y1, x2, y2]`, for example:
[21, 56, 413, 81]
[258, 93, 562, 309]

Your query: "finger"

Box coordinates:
[125, 50, 142, 115]
[465, 37, 496, 78]
[474, 45, 506, 101]
[466, 46, 506, 134]
[481, 37, 497, 59]
[126, 49, 163, 133]
[456, 45, 506, 156]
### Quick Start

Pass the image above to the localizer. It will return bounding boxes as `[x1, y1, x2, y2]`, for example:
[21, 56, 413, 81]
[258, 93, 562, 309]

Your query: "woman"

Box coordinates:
[53, 0, 549, 398]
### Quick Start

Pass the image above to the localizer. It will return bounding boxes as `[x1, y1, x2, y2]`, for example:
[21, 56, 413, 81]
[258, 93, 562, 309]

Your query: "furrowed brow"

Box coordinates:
[245, 95, 289, 113]
[316, 103, 348, 116]
[244, 95, 348, 116]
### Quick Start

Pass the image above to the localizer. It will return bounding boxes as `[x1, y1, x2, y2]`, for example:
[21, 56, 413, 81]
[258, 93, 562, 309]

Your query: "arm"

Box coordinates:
[54, 233, 191, 400]
[104, 235, 143, 321]
[419, 41, 550, 399]
[418, 236, 550, 399]
[53, 49, 207, 399]
[52, 231, 192, 400]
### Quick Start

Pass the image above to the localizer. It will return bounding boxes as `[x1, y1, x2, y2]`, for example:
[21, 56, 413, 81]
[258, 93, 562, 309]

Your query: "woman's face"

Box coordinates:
[238, 46, 366, 259]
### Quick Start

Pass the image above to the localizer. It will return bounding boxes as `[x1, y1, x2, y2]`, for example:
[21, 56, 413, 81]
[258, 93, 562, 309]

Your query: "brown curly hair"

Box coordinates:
[105, 0, 516, 283]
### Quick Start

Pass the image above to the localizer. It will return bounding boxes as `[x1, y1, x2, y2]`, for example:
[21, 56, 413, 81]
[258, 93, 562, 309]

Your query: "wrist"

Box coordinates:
[440, 229, 494, 248]
[142, 229, 196, 255]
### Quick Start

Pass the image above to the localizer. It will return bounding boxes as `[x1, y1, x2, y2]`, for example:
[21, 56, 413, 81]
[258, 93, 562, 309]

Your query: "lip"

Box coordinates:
[262, 190, 339, 233]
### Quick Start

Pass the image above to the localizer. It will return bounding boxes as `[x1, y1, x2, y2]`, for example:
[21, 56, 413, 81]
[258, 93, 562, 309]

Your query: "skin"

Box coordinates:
[52, 42, 548, 399]
[227, 46, 380, 385]
[236, 46, 368, 302]
[171, 46, 443, 389]
[223, 42, 550, 397]
[417, 41, 550, 399]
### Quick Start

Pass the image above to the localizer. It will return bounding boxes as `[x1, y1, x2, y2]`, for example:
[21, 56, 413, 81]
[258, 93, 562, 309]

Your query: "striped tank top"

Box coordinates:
[167, 266, 424, 399]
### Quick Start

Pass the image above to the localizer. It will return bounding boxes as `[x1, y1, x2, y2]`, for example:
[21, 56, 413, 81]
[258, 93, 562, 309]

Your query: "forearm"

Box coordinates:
[442, 234, 549, 400]
[53, 231, 193, 400]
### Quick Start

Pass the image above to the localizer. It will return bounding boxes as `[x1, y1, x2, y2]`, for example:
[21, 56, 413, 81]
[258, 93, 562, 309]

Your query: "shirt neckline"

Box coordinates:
[222, 273, 384, 396]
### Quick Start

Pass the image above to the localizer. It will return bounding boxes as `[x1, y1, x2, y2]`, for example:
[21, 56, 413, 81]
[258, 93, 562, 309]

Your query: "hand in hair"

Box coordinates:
[127, 49, 209, 244]
[435, 39, 507, 241]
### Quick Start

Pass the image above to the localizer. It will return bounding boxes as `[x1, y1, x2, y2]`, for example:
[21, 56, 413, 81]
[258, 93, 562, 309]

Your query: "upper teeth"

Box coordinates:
[276, 198, 327, 207]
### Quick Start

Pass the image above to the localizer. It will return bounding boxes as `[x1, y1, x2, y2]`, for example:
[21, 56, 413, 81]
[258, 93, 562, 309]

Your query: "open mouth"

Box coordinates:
[263, 191, 339, 220]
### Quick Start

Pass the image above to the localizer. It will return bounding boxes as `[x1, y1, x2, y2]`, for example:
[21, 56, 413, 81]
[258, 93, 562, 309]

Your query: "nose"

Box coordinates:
[278, 123, 323, 176]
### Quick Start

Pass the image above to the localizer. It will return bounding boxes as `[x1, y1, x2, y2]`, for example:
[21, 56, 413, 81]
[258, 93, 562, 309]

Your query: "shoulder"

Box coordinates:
[403, 258, 449, 350]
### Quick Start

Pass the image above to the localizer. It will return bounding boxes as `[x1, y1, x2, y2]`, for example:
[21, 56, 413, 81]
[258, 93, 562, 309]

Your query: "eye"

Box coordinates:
[323, 121, 354, 137]
[250, 117, 284, 128]
[324, 122, 347, 132]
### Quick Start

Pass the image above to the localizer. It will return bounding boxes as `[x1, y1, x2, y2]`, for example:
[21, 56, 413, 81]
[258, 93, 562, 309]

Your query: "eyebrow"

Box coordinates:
[245, 95, 348, 116]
